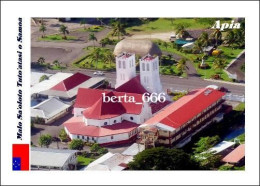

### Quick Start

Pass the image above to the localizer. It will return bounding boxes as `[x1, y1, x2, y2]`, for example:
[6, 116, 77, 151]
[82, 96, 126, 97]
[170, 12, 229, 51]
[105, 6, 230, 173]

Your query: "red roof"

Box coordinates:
[74, 88, 110, 108]
[51, 72, 91, 91]
[222, 144, 245, 163]
[145, 88, 225, 129]
[115, 75, 148, 94]
[64, 117, 138, 137]
[83, 91, 144, 119]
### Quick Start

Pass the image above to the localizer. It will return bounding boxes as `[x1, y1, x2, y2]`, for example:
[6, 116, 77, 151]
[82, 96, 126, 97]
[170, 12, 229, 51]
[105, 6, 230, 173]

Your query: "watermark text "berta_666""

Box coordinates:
[102, 92, 166, 104]
[211, 20, 241, 31]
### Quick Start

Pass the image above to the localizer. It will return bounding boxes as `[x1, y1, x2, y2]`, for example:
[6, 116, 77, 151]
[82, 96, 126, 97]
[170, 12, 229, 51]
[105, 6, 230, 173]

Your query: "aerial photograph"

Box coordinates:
[30, 17, 245, 171]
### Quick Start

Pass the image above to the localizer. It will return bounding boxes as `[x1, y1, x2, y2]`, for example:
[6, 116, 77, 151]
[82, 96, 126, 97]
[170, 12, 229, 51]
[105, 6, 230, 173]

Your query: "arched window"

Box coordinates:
[111, 136, 114, 139]
[123, 61, 126, 69]
[114, 120, 117, 123]
[104, 122, 108, 126]
[130, 117, 134, 120]
[147, 63, 150, 71]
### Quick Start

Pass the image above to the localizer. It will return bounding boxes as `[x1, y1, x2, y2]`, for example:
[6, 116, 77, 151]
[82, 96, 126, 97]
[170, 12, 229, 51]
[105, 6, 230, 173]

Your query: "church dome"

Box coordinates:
[113, 39, 162, 57]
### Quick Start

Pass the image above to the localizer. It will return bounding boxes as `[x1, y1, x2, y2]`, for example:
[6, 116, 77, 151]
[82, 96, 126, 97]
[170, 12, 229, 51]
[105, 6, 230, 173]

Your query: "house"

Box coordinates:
[31, 97, 71, 124]
[31, 72, 73, 96]
[31, 148, 78, 170]
[85, 152, 133, 171]
[38, 72, 105, 104]
[138, 86, 226, 147]
[85, 143, 145, 171]
[222, 144, 245, 166]
[206, 141, 236, 156]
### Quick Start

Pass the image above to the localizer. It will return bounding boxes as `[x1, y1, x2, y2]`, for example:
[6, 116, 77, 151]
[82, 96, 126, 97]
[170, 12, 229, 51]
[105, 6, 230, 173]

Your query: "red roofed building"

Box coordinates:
[38, 72, 105, 104]
[222, 144, 245, 166]
[139, 87, 226, 148]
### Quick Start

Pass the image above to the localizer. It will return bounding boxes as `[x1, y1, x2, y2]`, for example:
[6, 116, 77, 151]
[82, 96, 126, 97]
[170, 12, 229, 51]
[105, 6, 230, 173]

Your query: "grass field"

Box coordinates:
[39, 34, 77, 41]
[126, 18, 218, 34]
[73, 47, 116, 70]
[234, 103, 245, 112]
[77, 25, 104, 33]
[77, 156, 94, 166]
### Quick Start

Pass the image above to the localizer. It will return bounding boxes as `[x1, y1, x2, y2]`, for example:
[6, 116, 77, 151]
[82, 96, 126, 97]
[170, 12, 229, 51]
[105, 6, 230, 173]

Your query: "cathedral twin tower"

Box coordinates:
[115, 52, 163, 94]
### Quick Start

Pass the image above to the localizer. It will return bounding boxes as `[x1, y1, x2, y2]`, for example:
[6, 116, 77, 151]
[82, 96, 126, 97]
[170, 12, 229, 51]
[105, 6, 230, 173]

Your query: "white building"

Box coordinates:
[115, 52, 136, 88]
[139, 54, 163, 94]
[31, 97, 71, 124]
[31, 147, 78, 170]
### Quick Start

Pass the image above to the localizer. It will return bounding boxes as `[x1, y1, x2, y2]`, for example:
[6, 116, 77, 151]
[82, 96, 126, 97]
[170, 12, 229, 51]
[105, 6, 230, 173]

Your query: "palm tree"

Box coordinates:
[37, 57, 45, 65]
[80, 19, 86, 30]
[87, 48, 103, 69]
[224, 30, 235, 47]
[103, 49, 115, 68]
[111, 20, 126, 40]
[53, 60, 61, 68]
[39, 23, 46, 38]
[59, 24, 69, 39]
[88, 33, 97, 48]
[174, 23, 188, 39]
[199, 32, 210, 47]
[213, 57, 226, 70]
[211, 29, 222, 46]
[193, 39, 204, 54]
[176, 58, 187, 75]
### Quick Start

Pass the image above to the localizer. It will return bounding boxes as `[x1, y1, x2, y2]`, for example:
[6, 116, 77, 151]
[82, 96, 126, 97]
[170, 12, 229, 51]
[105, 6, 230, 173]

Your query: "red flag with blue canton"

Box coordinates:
[12, 144, 29, 171]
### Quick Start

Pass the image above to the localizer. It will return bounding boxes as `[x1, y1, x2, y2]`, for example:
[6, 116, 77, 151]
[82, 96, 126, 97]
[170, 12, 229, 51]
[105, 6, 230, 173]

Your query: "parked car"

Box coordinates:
[93, 71, 104, 76]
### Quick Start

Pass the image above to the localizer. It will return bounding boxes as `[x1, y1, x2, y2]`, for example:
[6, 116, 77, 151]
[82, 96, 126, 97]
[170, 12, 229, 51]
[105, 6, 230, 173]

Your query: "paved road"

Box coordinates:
[36, 68, 245, 96]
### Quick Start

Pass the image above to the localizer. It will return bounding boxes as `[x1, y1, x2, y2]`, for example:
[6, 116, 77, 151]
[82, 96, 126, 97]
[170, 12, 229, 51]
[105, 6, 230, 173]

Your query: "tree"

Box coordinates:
[213, 57, 226, 71]
[176, 58, 187, 75]
[193, 39, 203, 54]
[69, 139, 84, 150]
[39, 75, 49, 82]
[90, 143, 101, 152]
[193, 152, 222, 170]
[198, 32, 211, 47]
[174, 23, 188, 39]
[103, 49, 115, 68]
[37, 57, 45, 65]
[39, 23, 46, 38]
[224, 30, 235, 47]
[59, 24, 69, 39]
[128, 147, 199, 170]
[193, 136, 221, 154]
[80, 19, 86, 30]
[59, 128, 68, 142]
[97, 18, 105, 26]
[38, 134, 52, 148]
[162, 41, 169, 49]
[211, 29, 222, 46]
[88, 33, 97, 48]
[87, 48, 104, 69]
[53, 60, 61, 68]
[111, 20, 126, 40]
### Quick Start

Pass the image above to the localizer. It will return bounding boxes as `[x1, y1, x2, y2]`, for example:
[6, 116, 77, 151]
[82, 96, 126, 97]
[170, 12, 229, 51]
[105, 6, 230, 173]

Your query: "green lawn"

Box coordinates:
[76, 25, 104, 33]
[126, 18, 219, 34]
[73, 47, 116, 71]
[234, 103, 245, 112]
[77, 155, 94, 166]
[39, 34, 77, 41]
[50, 65, 66, 70]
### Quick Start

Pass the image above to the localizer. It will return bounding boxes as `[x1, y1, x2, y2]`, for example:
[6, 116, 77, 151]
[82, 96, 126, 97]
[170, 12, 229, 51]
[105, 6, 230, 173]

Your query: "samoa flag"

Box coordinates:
[12, 144, 29, 171]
